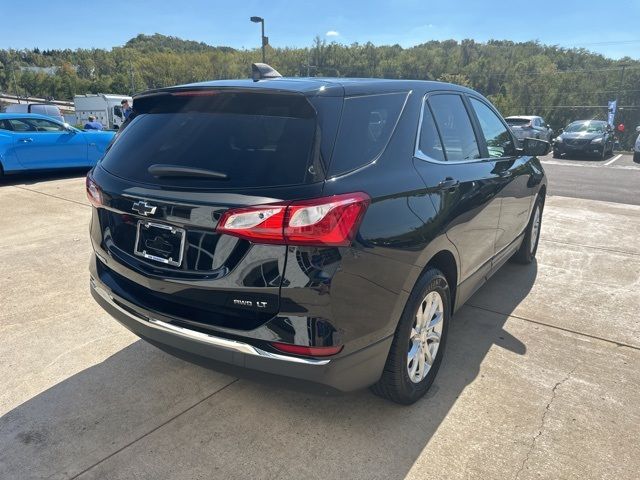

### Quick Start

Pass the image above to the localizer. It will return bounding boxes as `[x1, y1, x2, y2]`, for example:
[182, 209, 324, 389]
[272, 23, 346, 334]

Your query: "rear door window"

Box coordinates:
[428, 94, 480, 161]
[328, 92, 408, 175]
[101, 91, 339, 189]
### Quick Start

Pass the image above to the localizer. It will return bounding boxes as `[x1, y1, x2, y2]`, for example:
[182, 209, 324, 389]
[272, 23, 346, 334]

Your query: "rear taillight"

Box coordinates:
[216, 192, 370, 246]
[271, 342, 343, 357]
[86, 173, 103, 207]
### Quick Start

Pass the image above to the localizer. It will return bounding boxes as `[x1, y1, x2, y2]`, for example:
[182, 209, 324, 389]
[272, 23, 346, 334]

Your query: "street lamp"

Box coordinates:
[250, 16, 267, 63]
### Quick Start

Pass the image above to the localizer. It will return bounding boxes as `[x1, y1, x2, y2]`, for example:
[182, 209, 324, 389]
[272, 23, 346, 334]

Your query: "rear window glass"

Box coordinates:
[100, 92, 339, 189]
[329, 92, 408, 176]
[506, 118, 531, 126]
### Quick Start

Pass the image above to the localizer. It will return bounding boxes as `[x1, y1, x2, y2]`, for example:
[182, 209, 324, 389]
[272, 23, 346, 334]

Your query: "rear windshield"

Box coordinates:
[506, 118, 531, 126]
[100, 91, 339, 189]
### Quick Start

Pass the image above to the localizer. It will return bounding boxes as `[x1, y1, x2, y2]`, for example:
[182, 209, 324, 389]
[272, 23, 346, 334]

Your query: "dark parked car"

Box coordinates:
[553, 120, 614, 159]
[505, 115, 553, 145]
[88, 67, 548, 404]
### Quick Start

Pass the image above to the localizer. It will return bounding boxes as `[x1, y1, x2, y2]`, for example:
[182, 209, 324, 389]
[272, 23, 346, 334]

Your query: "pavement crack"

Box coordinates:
[12, 185, 89, 207]
[514, 365, 577, 480]
[466, 304, 640, 351]
[539, 238, 640, 258]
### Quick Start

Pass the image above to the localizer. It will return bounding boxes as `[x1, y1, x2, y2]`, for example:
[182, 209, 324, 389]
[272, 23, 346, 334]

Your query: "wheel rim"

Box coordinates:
[530, 205, 541, 254]
[407, 291, 444, 383]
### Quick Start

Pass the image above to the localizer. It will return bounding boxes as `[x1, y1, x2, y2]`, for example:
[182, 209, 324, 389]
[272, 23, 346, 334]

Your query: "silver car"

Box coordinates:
[506, 116, 553, 146]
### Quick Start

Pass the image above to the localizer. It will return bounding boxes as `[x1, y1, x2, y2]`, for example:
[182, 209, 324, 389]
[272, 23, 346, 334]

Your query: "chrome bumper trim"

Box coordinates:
[91, 279, 330, 366]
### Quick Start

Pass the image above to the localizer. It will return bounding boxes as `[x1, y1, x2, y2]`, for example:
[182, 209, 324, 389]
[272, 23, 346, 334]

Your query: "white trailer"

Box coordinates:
[74, 94, 132, 130]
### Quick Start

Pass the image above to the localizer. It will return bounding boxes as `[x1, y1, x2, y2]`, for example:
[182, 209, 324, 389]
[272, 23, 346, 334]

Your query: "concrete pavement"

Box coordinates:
[0, 173, 639, 480]
[540, 152, 640, 205]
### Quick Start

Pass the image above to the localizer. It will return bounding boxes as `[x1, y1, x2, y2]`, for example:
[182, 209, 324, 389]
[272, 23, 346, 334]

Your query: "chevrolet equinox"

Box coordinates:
[88, 65, 548, 404]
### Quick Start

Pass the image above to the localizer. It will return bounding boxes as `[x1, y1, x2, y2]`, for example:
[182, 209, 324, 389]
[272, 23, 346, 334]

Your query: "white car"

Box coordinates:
[635, 126, 640, 163]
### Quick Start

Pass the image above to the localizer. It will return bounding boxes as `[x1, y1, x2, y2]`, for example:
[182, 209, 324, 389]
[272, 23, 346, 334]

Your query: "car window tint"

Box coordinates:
[428, 94, 480, 161]
[469, 98, 515, 158]
[101, 92, 335, 189]
[417, 103, 445, 161]
[0, 119, 12, 131]
[29, 118, 65, 132]
[8, 119, 36, 132]
[329, 92, 407, 175]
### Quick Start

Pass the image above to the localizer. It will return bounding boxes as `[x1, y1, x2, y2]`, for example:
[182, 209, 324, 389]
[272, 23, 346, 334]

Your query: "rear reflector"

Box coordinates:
[271, 342, 343, 357]
[216, 192, 370, 246]
[86, 173, 103, 207]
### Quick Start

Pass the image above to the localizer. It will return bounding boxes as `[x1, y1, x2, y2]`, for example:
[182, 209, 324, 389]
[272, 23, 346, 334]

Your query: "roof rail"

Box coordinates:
[251, 63, 282, 82]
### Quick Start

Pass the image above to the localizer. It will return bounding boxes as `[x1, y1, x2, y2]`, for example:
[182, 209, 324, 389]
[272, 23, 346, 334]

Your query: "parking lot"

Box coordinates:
[1, 158, 639, 479]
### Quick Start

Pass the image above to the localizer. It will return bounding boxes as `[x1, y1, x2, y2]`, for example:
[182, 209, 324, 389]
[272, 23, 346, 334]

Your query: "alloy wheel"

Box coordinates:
[530, 205, 541, 254]
[407, 291, 444, 383]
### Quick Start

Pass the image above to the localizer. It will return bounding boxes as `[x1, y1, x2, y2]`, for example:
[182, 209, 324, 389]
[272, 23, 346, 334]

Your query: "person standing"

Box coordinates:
[121, 99, 133, 120]
[84, 115, 104, 130]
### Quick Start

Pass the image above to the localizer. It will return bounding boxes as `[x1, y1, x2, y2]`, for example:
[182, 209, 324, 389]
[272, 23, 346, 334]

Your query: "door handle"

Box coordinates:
[437, 177, 460, 190]
[19, 138, 33, 143]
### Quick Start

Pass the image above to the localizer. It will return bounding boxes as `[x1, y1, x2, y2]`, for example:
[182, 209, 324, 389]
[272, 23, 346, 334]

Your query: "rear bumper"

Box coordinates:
[90, 276, 392, 393]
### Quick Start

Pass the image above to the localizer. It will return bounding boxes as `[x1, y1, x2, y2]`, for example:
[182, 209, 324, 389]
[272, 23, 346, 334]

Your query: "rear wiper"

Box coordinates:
[148, 164, 229, 180]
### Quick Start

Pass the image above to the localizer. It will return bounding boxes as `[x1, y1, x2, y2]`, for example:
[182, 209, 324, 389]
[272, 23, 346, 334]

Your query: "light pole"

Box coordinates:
[250, 16, 267, 63]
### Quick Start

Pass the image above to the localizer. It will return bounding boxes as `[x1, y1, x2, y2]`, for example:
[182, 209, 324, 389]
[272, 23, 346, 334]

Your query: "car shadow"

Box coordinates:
[0, 168, 89, 187]
[0, 261, 537, 479]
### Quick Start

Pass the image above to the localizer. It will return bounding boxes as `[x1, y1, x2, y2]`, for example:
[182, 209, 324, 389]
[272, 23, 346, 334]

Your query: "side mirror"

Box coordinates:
[522, 137, 550, 157]
[63, 123, 76, 133]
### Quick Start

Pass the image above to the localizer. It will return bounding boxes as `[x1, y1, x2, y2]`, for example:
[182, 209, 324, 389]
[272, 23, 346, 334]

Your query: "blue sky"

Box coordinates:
[4, 0, 640, 59]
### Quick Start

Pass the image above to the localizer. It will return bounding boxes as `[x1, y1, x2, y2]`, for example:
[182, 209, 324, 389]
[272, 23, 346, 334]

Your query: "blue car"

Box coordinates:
[0, 113, 115, 176]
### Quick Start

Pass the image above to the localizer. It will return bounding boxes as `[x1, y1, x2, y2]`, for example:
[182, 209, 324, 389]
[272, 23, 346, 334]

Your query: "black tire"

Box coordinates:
[512, 195, 544, 264]
[552, 150, 560, 158]
[371, 268, 450, 405]
[634, 152, 640, 163]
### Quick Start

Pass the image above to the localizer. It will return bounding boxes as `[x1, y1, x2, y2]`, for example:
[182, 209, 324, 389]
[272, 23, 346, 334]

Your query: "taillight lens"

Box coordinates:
[271, 342, 343, 357]
[216, 192, 370, 246]
[216, 205, 287, 244]
[86, 173, 103, 207]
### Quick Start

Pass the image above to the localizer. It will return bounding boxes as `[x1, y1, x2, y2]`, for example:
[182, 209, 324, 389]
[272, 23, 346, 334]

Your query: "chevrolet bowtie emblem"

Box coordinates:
[132, 200, 157, 216]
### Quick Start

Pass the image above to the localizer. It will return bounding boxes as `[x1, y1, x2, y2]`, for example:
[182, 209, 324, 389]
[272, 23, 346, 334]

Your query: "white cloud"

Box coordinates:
[326, 30, 340, 37]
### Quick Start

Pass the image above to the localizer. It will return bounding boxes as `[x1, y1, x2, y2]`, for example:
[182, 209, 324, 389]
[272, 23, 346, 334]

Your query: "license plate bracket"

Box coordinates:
[134, 221, 186, 267]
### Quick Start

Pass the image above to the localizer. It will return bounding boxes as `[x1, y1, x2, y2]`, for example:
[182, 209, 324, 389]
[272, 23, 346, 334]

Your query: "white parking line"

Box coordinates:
[604, 154, 622, 166]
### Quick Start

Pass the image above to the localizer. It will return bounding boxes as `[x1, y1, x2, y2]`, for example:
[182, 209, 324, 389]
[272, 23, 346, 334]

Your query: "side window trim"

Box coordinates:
[327, 90, 412, 178]
[414, 91, 484, 164]
[465, 94, 518, 161]
[414, 95, 448, 162]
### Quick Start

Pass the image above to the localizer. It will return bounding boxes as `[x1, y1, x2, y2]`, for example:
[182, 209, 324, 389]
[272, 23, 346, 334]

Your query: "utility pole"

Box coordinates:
[617, 63, 628, 106]
[4, 63, 22, 102]
[129, 60, 135, 95]
[302, 54, 317, 77]
[616, 63, 629, 149]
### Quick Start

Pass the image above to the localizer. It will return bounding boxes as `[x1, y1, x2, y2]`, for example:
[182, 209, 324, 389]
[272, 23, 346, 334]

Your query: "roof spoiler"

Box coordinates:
[251, 63, 282, 82]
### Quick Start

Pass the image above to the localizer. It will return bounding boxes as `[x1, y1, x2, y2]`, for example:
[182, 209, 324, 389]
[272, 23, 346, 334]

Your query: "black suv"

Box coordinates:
[88, 69, 547, 404]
